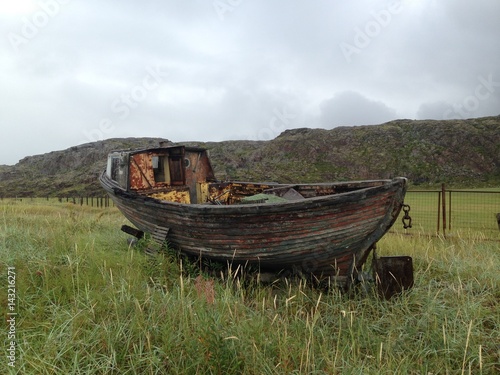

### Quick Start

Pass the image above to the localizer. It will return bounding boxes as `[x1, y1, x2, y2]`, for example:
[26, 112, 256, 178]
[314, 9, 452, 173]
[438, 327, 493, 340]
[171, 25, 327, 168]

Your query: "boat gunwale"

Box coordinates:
[100, 171, 406, 214]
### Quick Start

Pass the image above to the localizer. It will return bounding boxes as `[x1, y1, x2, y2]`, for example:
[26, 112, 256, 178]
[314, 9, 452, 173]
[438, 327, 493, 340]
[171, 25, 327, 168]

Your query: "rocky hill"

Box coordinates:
[1, 116, 499, 197]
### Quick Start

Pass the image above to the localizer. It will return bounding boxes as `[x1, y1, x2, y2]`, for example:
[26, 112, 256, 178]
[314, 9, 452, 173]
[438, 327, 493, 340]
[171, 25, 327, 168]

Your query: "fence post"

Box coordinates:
[441, 183, 446, 238]
[437, 191, 441, 234]
[448, 190, 452, 231]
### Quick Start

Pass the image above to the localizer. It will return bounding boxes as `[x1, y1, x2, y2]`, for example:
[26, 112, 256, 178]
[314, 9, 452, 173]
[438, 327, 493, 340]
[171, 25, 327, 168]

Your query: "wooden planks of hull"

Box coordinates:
[102, 174, 406, 279]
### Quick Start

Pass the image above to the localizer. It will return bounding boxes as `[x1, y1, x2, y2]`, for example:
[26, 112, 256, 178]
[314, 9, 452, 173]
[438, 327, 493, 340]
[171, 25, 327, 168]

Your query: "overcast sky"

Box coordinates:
[1, 0, 499, 165]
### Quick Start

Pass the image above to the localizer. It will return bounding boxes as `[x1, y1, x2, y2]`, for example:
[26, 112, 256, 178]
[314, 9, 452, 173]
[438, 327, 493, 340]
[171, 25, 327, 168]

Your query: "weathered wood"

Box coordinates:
[145, 225, 170, 255]
[121, 224, 144, 239]
[100, 145, 408, 287]
[151, 225, 170, 244]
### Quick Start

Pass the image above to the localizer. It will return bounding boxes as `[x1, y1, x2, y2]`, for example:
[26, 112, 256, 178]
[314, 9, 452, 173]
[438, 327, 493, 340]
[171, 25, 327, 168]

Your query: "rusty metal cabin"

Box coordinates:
[105, 145, 216, 204]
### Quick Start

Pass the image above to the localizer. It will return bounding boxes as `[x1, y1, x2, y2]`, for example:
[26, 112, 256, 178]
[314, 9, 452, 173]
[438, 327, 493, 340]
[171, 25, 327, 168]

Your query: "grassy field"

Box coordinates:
[1, 200, 499, 374]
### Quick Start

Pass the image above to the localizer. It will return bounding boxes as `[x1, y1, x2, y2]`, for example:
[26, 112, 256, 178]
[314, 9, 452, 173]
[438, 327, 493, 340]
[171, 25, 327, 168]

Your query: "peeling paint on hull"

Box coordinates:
[101, 170, 407, 285]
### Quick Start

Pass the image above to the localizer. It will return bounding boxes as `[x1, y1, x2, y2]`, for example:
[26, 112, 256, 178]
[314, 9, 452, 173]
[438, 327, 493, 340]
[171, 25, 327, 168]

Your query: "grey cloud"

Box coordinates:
[319, 91, 398, 127]
[416, 101, 454, 120]
[1, 0, 499, 165]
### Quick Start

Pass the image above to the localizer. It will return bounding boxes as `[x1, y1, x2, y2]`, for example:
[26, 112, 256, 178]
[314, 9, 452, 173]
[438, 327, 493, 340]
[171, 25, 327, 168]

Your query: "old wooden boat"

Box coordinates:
[99, 144, 408, 287]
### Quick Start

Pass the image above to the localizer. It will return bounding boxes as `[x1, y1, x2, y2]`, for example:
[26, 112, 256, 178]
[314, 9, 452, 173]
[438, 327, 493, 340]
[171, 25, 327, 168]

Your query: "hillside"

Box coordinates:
[1, 116, 499, 197]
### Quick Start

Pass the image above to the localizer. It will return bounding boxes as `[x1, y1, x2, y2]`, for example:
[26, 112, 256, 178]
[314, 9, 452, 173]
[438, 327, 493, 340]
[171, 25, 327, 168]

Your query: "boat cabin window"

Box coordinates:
[152, 155, 168, 183]
[151, 153, 186, 185]
[106, 153, 128, 188]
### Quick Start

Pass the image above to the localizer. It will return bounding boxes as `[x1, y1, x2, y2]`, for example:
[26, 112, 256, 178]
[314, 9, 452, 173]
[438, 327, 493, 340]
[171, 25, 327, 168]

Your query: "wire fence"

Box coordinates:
[0, 196, 114, 208]
[391, 188, 500, 240]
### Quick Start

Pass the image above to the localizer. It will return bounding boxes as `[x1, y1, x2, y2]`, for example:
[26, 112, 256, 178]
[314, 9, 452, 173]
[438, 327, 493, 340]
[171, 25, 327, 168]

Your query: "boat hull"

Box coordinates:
[101, 173, 407, 281]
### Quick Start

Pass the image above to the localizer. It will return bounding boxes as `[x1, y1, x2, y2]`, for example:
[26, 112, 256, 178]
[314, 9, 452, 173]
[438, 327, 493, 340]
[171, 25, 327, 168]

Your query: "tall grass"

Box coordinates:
[1, 200, 499, 374]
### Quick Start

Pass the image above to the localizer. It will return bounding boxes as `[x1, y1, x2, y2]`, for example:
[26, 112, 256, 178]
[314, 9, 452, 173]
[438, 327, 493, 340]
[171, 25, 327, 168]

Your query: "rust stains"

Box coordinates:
[149, 189, 191, 204]
[130, 153, 155, 190]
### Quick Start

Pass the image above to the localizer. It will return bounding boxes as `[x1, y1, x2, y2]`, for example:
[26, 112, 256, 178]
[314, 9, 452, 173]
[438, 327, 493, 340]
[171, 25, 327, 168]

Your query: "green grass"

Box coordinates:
[1, 200, 499, 374]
